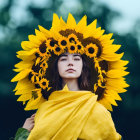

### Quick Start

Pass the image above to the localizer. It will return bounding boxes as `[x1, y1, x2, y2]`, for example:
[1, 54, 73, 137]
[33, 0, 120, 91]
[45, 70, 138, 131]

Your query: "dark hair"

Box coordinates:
[41, 53, 98, 100]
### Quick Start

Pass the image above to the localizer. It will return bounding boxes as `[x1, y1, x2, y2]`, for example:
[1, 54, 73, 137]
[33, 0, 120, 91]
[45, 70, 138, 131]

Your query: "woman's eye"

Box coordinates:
[74, 58, 80, 61]
[60, 58, 67, 61]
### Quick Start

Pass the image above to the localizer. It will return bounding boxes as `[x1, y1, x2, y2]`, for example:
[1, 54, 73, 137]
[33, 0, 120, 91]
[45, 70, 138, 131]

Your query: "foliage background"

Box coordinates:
[0, 0, 140, 139]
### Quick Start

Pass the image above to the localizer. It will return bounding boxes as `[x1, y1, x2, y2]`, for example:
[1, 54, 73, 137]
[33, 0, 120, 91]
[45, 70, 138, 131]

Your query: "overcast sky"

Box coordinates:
[98, 0, 140, 34]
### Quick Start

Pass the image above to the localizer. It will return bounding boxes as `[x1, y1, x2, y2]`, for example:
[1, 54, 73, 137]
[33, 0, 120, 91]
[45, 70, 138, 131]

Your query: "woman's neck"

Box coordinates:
[62, 78, 80, 91]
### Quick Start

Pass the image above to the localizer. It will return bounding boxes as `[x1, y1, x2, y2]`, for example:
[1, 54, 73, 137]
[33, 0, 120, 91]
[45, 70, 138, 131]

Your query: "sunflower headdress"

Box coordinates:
[11, 13, 129, 111]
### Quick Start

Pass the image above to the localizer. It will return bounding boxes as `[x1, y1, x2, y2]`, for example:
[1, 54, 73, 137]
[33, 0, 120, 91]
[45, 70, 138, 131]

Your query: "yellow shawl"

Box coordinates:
[27, 85, 122, 140]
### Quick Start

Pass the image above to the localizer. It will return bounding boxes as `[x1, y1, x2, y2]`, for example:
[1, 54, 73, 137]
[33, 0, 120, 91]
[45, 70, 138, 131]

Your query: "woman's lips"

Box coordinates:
[66, 69, 75, 72]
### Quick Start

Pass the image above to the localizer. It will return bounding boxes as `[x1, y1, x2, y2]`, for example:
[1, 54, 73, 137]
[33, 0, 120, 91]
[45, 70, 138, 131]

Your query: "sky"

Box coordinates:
[0, 0, 140, 40]
[98, 0, 140, 34]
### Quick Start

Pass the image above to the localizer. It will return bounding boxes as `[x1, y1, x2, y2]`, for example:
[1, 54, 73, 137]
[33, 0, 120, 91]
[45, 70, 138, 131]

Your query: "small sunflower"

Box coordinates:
[76, 41, 85, 54]
[39, 78, 49, 89]
[40, 61, 48, 71]
[29, 70, 39, 83]
[67, 43, 78, 54]
[46, 38, 57, 51]
[85, 43, 98, 58]
[38, 68, 46, 77]
[68, 33, 78, 44]
[54, 44, 64, 55]
[37, 41, 47, 57]
[58, 36, 68, 50]
[31, 75, 39, 84]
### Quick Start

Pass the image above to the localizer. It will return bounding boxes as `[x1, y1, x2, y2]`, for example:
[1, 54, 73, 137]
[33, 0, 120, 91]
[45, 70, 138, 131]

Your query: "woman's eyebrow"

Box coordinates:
[60, 54, 68, 57]
[73, 54, 81, 58]
[60, 54, 81, 57]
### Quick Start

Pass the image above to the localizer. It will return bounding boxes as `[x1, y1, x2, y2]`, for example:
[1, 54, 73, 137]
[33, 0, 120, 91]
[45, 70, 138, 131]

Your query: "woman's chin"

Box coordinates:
[63, 74, 79, 79]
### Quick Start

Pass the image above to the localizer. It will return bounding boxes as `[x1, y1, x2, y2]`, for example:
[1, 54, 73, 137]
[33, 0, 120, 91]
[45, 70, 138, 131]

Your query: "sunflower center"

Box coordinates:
[70, 46, 75, 50]
[77, 45, 81, 49]
[35, 53, 39, 57]
[39, 42, 46, 53]
[42, 82, 46, 86]
[61, 40, 67, 46]
[50, 40, 55, 47]
[88, 47, 94, 54]
[55, 47, 61, 52]
[69, 37, 75, 42]
[43, 63, 46, 66]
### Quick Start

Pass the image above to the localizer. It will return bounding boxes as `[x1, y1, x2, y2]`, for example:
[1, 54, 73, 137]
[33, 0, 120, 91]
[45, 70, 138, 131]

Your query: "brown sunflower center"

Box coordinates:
[55, 47, 61, 52]
[70, 46, 75, 50]
[61, 40, 67, 46]
[77, 45, 81, 49]
[42, 82, 46, 86]
[69, 37, 75, 42]
[35, 53, 39, 57]
[39, 41, 46, 53]
[88, 47, 94, 54]
[50, 40, 55, 47]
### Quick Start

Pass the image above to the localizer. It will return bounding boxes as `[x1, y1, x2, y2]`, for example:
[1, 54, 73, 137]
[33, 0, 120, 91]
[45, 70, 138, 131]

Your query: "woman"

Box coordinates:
[13, 52, 122, 140]
[11, 13, 129, 140]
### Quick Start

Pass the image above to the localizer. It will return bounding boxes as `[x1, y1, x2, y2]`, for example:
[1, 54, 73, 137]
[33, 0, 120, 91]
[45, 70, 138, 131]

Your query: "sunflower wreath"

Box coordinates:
[11, 13, 129, 111]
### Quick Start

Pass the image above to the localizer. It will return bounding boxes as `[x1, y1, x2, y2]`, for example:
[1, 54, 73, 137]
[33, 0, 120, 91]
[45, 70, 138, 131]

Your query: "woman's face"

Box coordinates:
[57, 52, 83, 79]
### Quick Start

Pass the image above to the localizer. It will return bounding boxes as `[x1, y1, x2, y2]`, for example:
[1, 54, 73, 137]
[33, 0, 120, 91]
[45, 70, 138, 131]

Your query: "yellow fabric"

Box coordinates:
[27, 89, 122, 140]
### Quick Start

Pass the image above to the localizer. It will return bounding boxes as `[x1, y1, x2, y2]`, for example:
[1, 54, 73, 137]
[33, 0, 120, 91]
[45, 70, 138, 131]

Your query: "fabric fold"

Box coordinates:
[27, 90, 121, 140]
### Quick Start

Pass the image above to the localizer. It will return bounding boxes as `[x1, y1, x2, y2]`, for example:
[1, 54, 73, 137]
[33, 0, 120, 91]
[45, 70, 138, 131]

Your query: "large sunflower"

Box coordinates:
[11, 13, 129, 111]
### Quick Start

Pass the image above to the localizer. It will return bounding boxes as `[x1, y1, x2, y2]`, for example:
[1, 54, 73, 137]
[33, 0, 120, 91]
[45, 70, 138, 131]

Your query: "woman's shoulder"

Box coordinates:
[93, 101, 111, 115]
[90, 101, 115, 124]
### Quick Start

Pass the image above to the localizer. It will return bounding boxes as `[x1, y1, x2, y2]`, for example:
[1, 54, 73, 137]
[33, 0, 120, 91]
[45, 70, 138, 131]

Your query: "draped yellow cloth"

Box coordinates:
[27, 86, 122, 140]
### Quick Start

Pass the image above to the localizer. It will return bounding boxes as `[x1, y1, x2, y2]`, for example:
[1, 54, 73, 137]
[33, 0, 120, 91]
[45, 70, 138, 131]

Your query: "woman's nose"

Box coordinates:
[68, 63, 73, 66]
[67, 58, 74, 66]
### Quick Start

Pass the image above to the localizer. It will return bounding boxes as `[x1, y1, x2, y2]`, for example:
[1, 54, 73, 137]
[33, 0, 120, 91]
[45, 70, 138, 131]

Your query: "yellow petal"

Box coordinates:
[67, 13, 76, 28]
[35, 57, 41, 66]
[24, 95, 46, 110]
[51, 13, 60, 30]
[28, 35, 41, 45]
[102, 45, 121, 54]
[59, 16, 67, 30]
[16, 48, 37, 56]
[106, 69, 129, 78]
[11, 69, 31, 82]
[15, 86, 34, 95]
[17, 93, 32, 101]
[87, 19, 97, 30]
[98, 98, 113, 111]
[105, 89, 122, 101]
[100, 52, 124, 61]
[35, 29, 46, 42]
[100, 33, 113, 41]
[13, 68, 23, 72]
[16, 54, 35, 61]
[38, 25, 51, 38]
[21, 41, 38, 50]
[14, 60, 33, 69]
[104, 94, 118, 106]
[106, 78, 129, 88]
[92, 27, 105, 39]
[76, 15, 87, 33]
[108, 60, 129, 69]
[13, 78, 34, 91]
[106, 85, 127, 93]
